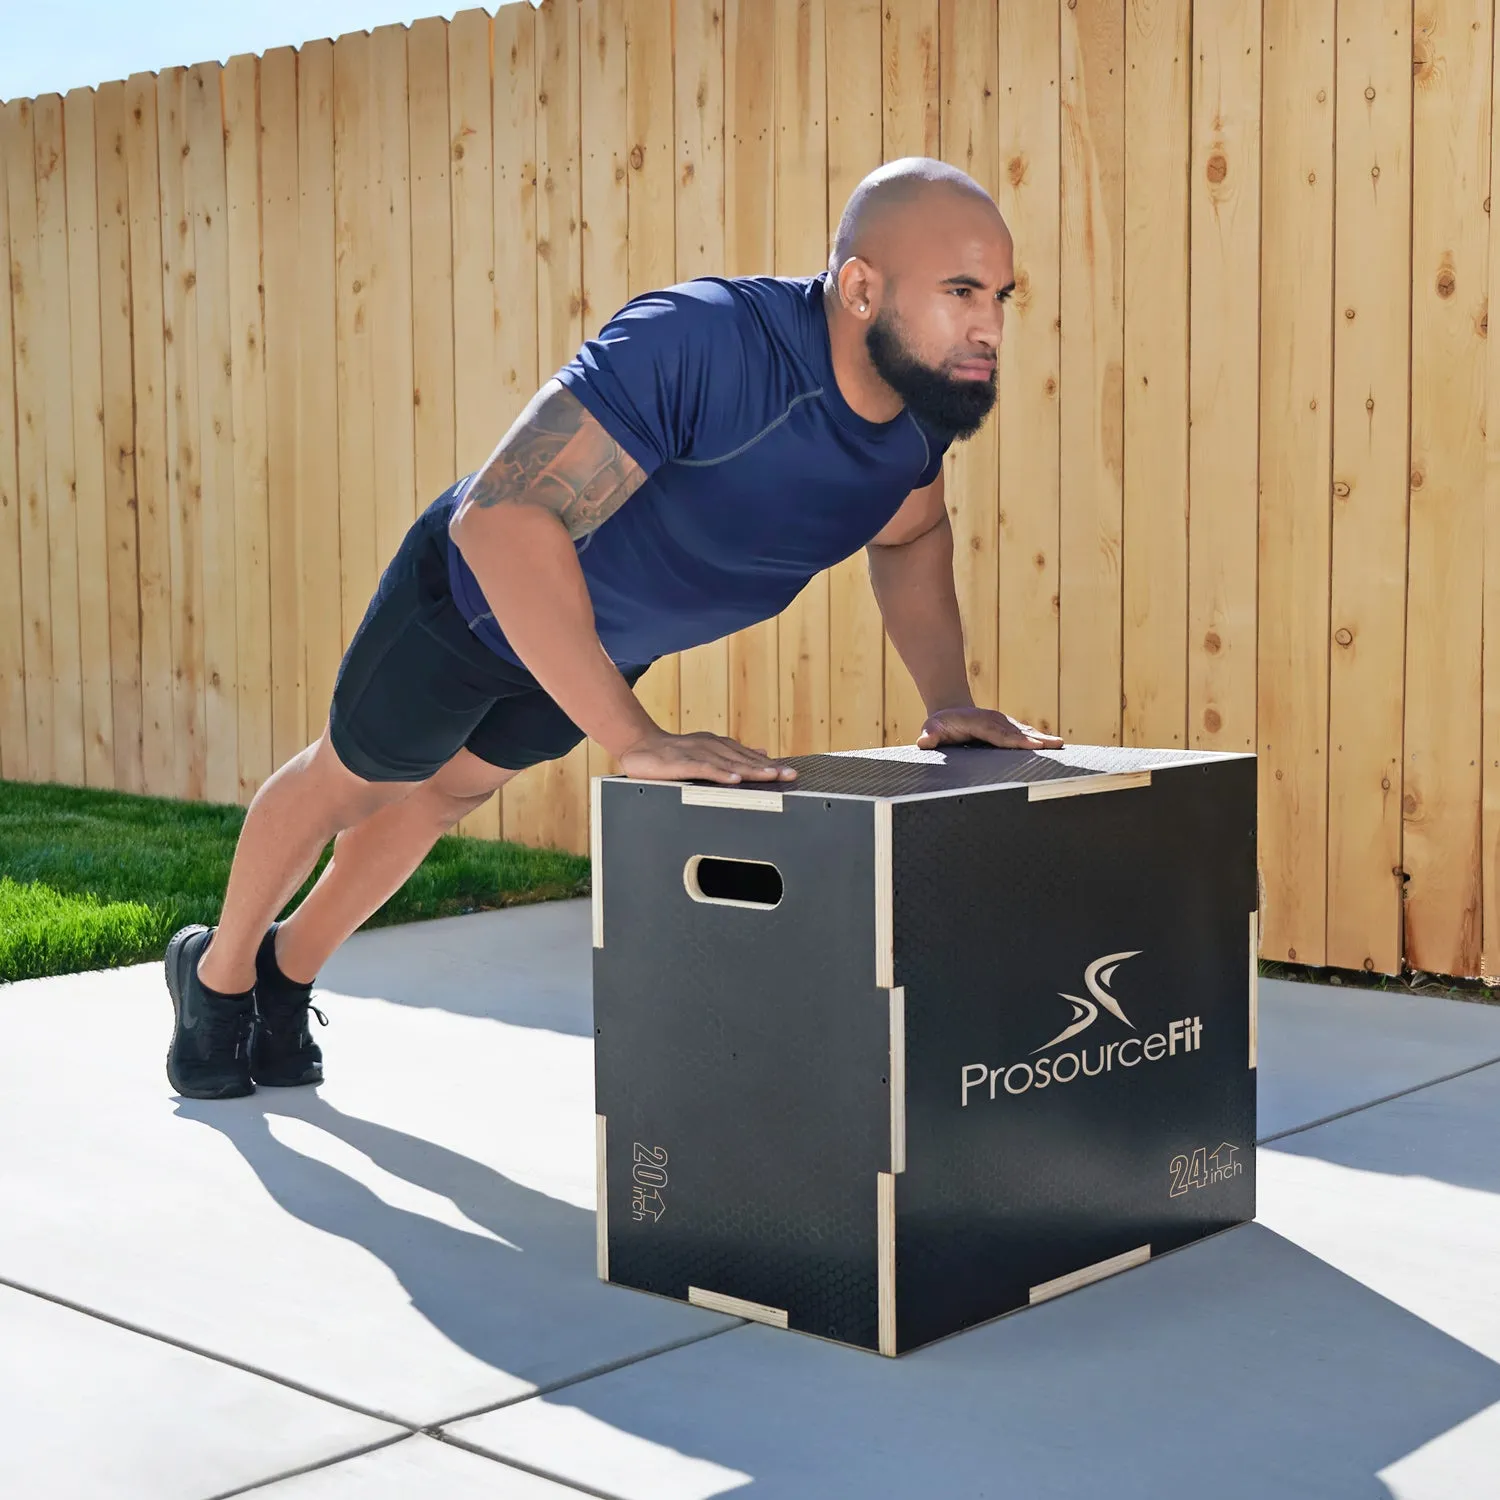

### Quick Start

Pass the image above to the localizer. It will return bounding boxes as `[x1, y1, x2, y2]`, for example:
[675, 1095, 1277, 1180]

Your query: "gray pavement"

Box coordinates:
[1, 900, 1497, 1498]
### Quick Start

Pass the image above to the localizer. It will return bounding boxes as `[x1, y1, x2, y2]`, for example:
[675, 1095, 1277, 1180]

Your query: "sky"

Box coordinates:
[0, 0, 541, 103]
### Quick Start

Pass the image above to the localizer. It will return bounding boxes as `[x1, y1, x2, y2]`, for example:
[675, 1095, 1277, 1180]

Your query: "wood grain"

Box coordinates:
[1188, 1, 1260, 756]
[94, 81, 144, 794]
[1405, 0, 1488, 976]
[1122, 0, 1189, 750]
[995, 1, 1060, 740]
[0, 111, 25, 780]
[1059, 0, 1124, 747]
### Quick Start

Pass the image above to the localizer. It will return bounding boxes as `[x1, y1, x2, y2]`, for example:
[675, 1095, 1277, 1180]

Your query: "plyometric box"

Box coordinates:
[591, 744, 1258, 1356]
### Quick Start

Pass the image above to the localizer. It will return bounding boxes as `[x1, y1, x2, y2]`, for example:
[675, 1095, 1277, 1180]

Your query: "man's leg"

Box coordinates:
[195, 727, 412, 994]
[272, 748, 519, 984]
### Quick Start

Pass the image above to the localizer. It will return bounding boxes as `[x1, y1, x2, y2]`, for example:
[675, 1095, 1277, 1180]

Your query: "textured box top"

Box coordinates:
[659, 743, 1253, 801]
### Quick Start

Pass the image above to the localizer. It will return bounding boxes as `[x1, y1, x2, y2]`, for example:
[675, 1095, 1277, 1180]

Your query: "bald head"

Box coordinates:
[831, 157, 1002, 271]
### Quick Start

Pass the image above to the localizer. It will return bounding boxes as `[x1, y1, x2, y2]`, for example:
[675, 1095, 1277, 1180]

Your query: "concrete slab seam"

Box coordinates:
[429, 1428, 630, 1500]
[0, 1273, 418, 1431]
[1256, 1051, 1500, 1145]
[424, 1318, 747, 1428]
[205, 1432, 417, 1500]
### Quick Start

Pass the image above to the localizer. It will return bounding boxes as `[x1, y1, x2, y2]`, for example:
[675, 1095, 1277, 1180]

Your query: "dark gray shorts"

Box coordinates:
[329, 487, 646, 783]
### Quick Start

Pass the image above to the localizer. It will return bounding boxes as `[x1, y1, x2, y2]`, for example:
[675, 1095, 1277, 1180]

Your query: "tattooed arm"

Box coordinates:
[449, 381, 790, 783]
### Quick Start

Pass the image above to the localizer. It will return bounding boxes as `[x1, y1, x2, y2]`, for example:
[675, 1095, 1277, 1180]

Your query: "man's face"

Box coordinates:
[864, 195, 1014, 440]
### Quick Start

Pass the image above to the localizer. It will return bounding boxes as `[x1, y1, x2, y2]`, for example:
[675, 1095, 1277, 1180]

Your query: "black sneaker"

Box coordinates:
[250, 923, 327, 1087]
[165, 925, 255, 1099]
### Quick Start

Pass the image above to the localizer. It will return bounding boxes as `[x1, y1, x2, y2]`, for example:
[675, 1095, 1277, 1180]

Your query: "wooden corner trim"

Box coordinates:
[875, 800, 893, 989]
[889, 986, 906, 1174]
[1028, 1244, 1150, 1306]
[681, 785, 785, 812]
[590, 777, 604, 950]
[595, 1113, 608, 1281]
[878, 1171, 896, 1356]
[688, 1287, 789, 1328]
[1027, 770, 1152, 802]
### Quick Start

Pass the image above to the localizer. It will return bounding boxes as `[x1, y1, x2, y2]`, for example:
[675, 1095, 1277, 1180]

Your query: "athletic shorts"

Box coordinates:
[328, 486, 648, 783]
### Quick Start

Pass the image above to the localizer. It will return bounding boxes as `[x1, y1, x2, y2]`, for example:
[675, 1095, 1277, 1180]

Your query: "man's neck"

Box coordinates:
[822, 280, 904, 424]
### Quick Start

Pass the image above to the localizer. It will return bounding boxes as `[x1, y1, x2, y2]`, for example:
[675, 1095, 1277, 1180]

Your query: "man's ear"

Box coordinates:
[835, 256, 879, 320]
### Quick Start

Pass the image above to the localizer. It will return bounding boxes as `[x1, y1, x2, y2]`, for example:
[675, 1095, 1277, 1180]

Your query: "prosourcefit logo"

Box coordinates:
[961, 951, 1203, 1106]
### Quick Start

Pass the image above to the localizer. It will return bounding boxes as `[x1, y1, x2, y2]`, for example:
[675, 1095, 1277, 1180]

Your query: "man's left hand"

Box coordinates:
[916, 706, 1064, 751]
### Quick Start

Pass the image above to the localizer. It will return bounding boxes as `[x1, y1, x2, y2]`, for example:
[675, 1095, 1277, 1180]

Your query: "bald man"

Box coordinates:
[165, 156, 1063, 1100]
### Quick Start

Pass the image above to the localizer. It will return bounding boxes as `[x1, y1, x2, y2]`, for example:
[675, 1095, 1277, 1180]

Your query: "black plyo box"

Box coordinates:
[591, 744, 1258, 1356]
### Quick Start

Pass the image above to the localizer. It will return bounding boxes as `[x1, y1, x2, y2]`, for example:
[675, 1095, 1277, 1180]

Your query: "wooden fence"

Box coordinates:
[1, 0, 1498, 980]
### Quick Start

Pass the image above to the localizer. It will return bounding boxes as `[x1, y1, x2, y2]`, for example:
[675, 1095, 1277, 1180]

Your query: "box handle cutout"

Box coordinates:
[684, 855, 784, 910]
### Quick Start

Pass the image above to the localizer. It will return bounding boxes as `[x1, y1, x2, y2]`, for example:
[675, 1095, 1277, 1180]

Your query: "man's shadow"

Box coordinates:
[173, 1089, 599, 1376]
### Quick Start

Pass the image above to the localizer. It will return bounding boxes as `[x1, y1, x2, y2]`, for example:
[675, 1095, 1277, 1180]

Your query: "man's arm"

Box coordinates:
[866, 471, 975, 714]
[449, 381, 792, 782]
[867, 472, 1062, 750]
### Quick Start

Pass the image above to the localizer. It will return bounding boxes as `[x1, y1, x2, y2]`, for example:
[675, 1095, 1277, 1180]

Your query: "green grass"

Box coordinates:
[0, 779, 590, 984]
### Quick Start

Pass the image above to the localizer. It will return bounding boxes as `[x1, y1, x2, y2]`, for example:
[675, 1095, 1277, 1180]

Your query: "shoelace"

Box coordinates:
[204, 1004, 254, 1060]
[258, 992, 330, 1040]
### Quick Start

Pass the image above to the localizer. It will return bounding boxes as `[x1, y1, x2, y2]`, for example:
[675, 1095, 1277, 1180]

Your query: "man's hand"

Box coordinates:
[618, 730, 798, 785]
[916, 707, 1064, 752]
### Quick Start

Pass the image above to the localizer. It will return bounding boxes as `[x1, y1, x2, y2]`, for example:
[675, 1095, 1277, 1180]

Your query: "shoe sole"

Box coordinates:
[165, 925, 255, 1101]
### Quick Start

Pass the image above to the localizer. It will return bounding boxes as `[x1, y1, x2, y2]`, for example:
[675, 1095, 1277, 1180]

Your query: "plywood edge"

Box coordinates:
[877, 1170, 896, 1356]
[590, 776, 604, 950]
[595, 1113, 608, 1281]
[875, 799, 894, 988]
[1249, 909, 1260, 1070]
[681, 785, 785, 812]
[1027, 770, 1153, 802]
[1029, 1244, 1151, 1306]
[889, 986, 906, 1174]
[687, 1287, 789, 1328]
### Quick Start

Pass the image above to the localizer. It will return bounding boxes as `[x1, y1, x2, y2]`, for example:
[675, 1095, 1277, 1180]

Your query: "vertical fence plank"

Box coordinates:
[880, 0, 940, 745]
[995, 2, 1060, 739]
[94, 81, 144, 794]
[724, 0, 779, 754]
[1188, 1, 1259, 757]
[626, 0, 682, 739]
[225, 55, 273, 802]
[124, 76, 173, 794]
[1487, 10, 1500, 980]
[187, 64, 240, 806]
[1122, 0, 1189, 750]
[298, 42, 342, 743]
[507, 0, 588, 852]
[261, 47, 305, 768]
[0, 117, 24, 781]
[825, 0, 884, 751]
[158, 69, 207, 800]
[371, 25, 417, 567]
[581, 0, 630, 785]
[448, 8, 500, 841]
[774, 0, 829, 758]
[1328, 4, 1410, 976]
[1058, 0, 1124, 747]
[676, 0, 731, 739]
[63, 88, 114, 788]
[938, 0, 999, 722]
[332, 33, 378, 665]
[409, 19, 456, 509]
[1257, 0, 1334, 967]
[1405, 0, 1489, 976]
[34, 96, 84, 785]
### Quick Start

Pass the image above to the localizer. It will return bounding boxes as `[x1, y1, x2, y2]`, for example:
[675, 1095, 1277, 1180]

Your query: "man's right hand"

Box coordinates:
[618, 731, 797, 785]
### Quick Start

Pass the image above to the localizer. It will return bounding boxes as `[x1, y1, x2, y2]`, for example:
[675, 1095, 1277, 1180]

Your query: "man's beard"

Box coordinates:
[866, 310, 997, 440]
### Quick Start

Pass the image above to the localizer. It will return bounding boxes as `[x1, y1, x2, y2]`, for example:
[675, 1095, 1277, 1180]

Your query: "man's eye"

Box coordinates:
[951, 286, 971, 297]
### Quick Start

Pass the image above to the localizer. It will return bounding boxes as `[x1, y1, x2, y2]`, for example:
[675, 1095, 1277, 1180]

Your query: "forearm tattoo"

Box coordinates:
[466, 383, 646, 540]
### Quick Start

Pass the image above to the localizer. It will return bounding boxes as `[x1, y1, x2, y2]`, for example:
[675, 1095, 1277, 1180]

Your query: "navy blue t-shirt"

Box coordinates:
[446, 273, 951, 669]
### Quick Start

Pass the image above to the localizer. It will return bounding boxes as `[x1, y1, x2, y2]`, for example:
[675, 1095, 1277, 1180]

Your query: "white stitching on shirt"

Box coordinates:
[672, 388, 825, 467]
[905, 410, 931, 475]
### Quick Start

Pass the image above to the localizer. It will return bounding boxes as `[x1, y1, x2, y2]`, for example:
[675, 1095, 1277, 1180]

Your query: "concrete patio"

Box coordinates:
[2, 900, 1497, 1498]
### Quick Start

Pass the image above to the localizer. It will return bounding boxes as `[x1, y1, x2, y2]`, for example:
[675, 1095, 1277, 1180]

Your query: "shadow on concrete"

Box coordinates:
[477, 1224, 1500, 1500]
[173, 1089, 708, 1395]
[1268, 1058, 1500, 1200]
